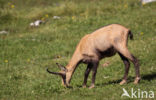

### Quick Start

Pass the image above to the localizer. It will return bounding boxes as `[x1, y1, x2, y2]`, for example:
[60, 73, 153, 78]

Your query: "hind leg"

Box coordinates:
[118, 52, 130, 85]
[131, 55, 140, 84]
[114, 46, 141, 84]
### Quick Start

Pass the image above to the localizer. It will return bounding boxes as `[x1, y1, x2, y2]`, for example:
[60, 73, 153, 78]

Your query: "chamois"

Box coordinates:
[47, 24, 140, 89]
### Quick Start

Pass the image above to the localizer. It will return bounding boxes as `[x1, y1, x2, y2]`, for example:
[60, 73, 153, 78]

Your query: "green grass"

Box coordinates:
[0, 0, 156, 100]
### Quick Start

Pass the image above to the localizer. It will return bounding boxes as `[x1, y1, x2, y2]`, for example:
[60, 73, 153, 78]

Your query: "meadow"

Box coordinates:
[0, 0, 156, 100]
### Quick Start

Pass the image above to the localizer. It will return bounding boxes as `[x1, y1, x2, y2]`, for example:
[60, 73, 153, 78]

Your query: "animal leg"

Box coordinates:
[115, 46, 141, 84]
[82, 63, 93, 88]
[118, 52, 130, 85]
[89, 61, 99, 89]
[131, 55, 140, 84]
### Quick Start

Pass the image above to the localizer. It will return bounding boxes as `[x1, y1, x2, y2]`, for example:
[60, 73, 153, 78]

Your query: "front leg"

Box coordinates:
[82, 63, 93, 88]
[89, 61, 99, 89]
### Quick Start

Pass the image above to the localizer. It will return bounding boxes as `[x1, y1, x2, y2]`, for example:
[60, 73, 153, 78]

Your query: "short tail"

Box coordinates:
[128, 30, 133, 40]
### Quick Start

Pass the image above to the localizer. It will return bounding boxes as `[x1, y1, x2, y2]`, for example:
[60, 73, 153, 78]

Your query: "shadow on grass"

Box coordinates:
[142, 72, 156, 81]
[96, 72, 156, 87]
[72, 73, 156, 88]
[96, 79, 122, 87]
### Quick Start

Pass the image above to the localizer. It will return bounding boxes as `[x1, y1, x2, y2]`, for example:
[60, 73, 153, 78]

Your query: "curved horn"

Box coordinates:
[56, 63, 67, 72]
[47, 68, 63, 76]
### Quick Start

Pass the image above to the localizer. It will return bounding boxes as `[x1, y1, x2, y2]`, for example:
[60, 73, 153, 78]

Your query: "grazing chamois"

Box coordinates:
[47, 24, 140, 89]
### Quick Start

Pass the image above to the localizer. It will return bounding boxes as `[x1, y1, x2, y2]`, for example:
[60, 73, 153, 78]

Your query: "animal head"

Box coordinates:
[47, 63, 68, 87]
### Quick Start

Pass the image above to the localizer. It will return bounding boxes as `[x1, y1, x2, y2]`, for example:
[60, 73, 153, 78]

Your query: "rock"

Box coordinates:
[0, 30, 8, 35]
[141, 0, 156, 5]
[53, 16, 61, 19]
[30, 20, 44, 27]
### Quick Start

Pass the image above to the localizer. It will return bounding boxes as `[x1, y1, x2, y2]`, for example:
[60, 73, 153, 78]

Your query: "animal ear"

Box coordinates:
[56, 63, 67, 72]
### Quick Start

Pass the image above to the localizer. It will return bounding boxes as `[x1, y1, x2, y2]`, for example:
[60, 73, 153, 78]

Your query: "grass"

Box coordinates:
[0, 0, 156, 100]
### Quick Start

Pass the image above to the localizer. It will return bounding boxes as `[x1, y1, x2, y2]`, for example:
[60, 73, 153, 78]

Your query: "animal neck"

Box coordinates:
[65, 50, 82, 85]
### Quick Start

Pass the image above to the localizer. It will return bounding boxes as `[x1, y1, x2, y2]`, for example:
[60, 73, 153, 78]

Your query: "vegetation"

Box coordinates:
[0, 0, 156, 99]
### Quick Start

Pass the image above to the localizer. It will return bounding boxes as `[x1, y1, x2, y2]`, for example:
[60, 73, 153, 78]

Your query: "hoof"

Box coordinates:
[82, 85, 87, 88]
[89, 85, 95, 89]
[119, 80, 127, 85]
[134, 77, 141, 84]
